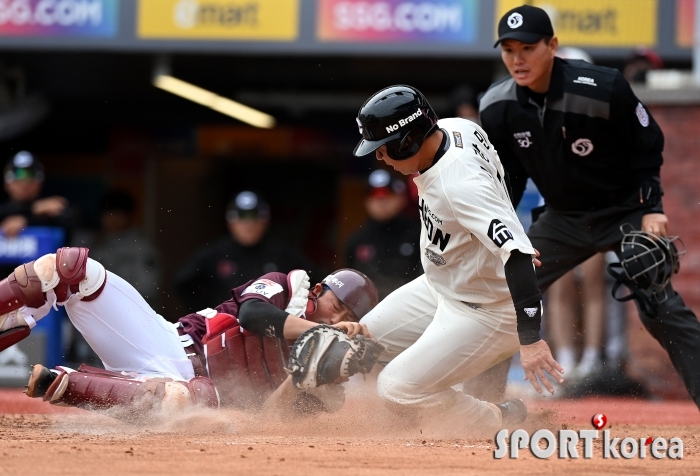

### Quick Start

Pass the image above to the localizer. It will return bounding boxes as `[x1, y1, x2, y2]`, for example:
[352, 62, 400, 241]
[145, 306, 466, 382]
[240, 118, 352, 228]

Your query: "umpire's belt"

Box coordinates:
[176, 323, 208, 378]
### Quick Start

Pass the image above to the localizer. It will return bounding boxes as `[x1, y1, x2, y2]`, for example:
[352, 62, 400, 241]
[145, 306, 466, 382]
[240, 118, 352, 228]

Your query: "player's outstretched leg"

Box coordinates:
[25, 364, 219, 416]
[0, 247, 106, 352]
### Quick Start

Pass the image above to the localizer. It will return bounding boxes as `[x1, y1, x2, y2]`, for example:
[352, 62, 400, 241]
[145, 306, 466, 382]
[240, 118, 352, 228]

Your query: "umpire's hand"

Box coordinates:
[642, 213, 668, 237]
[519, 340, 564, 394]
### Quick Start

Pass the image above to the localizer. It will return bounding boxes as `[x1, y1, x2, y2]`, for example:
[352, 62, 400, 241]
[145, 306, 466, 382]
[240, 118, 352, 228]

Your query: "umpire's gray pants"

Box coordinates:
[528, 194, 700, 409]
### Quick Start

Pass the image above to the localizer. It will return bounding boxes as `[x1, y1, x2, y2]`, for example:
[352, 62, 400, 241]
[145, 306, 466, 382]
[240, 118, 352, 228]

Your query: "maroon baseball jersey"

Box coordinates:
[178, 271, 293, 356]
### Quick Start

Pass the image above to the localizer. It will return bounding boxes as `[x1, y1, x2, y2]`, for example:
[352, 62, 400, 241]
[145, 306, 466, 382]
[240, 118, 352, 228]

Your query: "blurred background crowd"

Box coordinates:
[0, 0, 699, 404]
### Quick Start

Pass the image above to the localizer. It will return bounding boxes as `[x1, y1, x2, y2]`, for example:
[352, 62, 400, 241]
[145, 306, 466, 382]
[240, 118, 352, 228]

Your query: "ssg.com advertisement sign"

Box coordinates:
[317, 0, 478, 43]
[138, 0, 299, 41]
[0, 0, 117, 37]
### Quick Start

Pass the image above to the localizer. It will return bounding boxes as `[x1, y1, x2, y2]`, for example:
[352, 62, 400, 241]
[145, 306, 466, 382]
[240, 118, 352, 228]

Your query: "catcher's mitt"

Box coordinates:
[287, 325, 384, 389]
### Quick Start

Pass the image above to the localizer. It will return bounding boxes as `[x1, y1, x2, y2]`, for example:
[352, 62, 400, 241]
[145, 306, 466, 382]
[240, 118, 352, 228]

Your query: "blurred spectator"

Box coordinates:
[547, 254, 606, 383]
[450, 85, 479, 123]
[173, 190, 317, 312]
[89, 190, 161, 306]
[344, 169, 421, 299]
[0, 151, 76, 238]
[623, 48, 664, 84]
[0, 151, 77, 276]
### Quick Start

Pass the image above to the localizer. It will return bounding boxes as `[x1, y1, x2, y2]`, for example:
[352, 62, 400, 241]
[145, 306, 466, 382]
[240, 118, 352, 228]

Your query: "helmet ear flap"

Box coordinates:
[385, 122, 439, 161]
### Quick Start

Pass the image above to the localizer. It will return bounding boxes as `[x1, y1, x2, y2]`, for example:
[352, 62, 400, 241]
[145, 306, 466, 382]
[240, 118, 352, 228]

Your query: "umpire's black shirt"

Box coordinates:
[479, 57, 664, 212]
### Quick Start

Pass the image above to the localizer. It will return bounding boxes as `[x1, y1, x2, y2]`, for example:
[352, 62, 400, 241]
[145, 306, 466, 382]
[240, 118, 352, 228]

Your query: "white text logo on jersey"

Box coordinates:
[419, 198, 451, 252]
[573, 76, 597, 86]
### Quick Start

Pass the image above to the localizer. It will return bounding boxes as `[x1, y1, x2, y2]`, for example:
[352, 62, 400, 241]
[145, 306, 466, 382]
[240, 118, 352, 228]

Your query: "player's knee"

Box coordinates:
[161, 377, 219, 412]
[34, 254, 59, 291]
[32, 249, 107, 301]
[160, 382, 193, 412]
[376, 371, 422, 411]
[79, 258, 106, 299]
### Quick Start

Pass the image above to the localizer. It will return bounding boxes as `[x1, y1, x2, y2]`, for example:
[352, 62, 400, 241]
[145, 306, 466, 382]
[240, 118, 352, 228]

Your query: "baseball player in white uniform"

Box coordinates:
[353, 85, 563, 429]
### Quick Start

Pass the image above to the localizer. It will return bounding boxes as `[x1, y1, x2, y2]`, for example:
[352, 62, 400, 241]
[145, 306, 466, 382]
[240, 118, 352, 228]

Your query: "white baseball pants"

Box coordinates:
[361, 274, 519, 429]
[59, 270, 194, 381]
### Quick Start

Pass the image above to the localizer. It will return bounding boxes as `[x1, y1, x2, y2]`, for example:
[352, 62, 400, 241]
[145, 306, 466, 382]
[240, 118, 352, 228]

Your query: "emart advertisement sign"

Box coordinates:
[496, 0, 657, 47]
[0, 0, 117, 37]
[317, 0, 478, 43]
[138, 0, 299, 41]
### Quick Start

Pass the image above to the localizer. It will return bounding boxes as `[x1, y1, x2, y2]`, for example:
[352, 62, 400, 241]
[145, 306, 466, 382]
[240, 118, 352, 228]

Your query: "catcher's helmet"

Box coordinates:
[608, 223, 684, 312]
[353, 85, 438, 161]
[322, 269, 379, 321]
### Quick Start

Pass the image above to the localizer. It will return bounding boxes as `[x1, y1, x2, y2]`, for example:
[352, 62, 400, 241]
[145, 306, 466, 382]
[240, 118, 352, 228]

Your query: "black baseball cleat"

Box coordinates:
[25, 364, 58, 398]
[496, 398, 527, 425]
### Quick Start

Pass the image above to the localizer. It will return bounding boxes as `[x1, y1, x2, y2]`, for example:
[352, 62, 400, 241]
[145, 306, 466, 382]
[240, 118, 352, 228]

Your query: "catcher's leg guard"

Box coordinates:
[0, 258, 51, 351]
[54, 248, 107, 302]
[24, 248, 107, 303]
[0, 261, 45, 315]
[0, 326, 31, 353]
[43, 366, 219, 413]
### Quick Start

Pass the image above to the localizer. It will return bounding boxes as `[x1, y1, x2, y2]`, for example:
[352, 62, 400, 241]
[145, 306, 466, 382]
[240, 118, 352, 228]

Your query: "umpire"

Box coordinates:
[480, 5, 700, 408]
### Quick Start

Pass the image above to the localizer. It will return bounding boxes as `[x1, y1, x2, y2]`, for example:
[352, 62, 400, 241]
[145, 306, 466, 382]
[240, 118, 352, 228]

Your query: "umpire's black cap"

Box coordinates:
[494, 5, 554, 47]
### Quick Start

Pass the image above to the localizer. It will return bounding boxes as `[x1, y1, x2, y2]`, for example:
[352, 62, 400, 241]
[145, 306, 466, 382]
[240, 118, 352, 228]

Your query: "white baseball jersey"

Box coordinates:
[413, 117, 536, 305]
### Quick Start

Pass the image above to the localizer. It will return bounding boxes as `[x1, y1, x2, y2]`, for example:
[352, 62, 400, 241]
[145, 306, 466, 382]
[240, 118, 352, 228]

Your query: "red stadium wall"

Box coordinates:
[623, 104, 700, 399]
[652, 105, 700, 310]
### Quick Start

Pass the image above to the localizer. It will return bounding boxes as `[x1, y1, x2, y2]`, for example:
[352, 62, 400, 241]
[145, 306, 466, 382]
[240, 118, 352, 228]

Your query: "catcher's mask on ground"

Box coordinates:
[608, 223, 684, 311]
[354, 85, 438, 161]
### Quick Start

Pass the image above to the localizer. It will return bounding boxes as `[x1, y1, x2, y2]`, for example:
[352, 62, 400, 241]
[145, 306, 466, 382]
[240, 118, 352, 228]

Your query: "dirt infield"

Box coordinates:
[1, 387, 699, 475]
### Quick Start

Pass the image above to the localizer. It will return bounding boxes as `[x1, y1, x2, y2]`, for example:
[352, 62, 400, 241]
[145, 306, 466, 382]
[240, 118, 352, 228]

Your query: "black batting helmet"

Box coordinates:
[353, 85, 438, 161]
[608, 223, 684, 313]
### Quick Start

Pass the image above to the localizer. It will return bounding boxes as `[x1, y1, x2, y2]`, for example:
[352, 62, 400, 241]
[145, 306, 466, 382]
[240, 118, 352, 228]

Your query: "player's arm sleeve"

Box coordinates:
[480, 106, 529, 207]
[237, 299, 289, 339]
[504, 250, 543, 345]
[611, 73, 664, 214]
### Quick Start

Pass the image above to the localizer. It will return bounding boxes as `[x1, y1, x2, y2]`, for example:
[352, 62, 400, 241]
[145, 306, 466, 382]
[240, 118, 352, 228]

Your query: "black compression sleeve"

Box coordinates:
[237, 299, 290, 339]
[504, 250, 543, 345]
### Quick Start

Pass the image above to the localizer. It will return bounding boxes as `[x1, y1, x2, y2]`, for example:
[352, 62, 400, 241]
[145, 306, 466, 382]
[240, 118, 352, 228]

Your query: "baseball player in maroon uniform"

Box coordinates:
[0, 247, 378, 415]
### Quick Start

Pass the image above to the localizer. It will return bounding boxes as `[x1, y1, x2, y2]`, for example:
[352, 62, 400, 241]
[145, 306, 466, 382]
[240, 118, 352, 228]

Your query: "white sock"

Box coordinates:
[580, 347, 600, 366]
[556, 347, 576, 374]
[577, 347, 601, 375]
